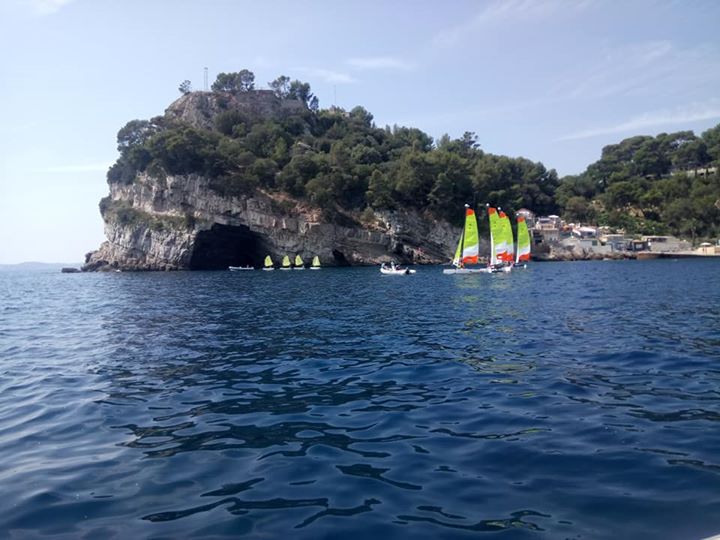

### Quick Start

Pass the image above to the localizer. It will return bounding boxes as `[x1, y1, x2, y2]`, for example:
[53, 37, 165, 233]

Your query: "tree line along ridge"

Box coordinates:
[106, 70, 720, 240]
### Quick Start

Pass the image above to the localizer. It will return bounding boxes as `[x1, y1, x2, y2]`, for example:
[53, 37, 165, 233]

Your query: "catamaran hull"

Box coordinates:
[443, 266, 512, 274]
[442, 268, 489, 274]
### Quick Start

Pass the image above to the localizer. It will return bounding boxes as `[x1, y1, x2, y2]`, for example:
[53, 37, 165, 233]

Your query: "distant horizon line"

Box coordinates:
[0, 261, 83, 267]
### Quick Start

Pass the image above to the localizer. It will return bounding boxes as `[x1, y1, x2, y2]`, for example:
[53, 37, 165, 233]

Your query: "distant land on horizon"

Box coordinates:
[0, 261, 83, 270]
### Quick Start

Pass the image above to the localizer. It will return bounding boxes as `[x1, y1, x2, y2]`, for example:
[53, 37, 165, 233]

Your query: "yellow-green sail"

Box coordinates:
[264, 255, 273, 268]
[311, 256, 321, 268]
[452, 233, 464, 267]
[281, 255, 291, 268]
[516, 216, 531, 263]
[499, 211, 514, 262]
[452, 205, 479, 267]
[295, 254, 304, 267]
[487, 207, 502, 265]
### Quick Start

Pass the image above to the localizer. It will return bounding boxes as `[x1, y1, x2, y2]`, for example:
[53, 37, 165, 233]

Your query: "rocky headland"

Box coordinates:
[87, 73, 712, 272]
[84, 91, 461, 271]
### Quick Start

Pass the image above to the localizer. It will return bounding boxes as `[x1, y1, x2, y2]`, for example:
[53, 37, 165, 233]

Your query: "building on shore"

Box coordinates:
[600, 234, 627, 252]
[696, 242, 720, 255]
[642, 235, 691, 253]
[531, 213, 716, 259]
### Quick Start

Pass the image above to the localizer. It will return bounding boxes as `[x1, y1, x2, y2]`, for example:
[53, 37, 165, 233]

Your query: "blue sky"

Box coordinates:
[1, 0, 719, 263]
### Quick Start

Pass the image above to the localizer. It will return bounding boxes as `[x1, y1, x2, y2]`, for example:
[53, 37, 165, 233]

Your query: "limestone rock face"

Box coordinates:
[165, 90, 305, 130]
[83, 173, 459, 271]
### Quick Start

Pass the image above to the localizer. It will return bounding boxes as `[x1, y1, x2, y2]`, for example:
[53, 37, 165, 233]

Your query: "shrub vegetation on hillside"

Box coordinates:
[106, 70, 720, 239]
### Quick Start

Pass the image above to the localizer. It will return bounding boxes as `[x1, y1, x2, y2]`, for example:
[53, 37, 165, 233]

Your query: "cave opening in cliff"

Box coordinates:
[189, 224, 265, 270]
[332, 249, 350, 266]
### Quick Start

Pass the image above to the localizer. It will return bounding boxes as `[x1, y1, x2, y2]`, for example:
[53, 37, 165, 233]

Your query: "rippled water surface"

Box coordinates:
[2, 260, 720, 539]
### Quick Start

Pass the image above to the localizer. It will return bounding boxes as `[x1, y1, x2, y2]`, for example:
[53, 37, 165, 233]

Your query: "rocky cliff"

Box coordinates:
[84, 173, 460, 271]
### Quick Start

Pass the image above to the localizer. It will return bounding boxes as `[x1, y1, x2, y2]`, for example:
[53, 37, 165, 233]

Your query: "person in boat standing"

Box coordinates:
[381, 261, 407, 273]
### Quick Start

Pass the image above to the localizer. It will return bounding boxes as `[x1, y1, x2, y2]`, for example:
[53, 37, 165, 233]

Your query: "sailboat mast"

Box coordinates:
[457, 204, 468, 267]
[486, 204, 494, 267]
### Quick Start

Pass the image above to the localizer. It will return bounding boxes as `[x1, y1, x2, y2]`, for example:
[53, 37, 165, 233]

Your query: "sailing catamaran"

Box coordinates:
[280, 255, 292, 270]
[310, 256, 321, 270]
[486, 206, 513, 273]
[443, 204, 484, 274]
[263, 255, 274, 271]
[294, 254, 305, 270]
[514, 215, 531, 268]
[500, 211, 514, 262]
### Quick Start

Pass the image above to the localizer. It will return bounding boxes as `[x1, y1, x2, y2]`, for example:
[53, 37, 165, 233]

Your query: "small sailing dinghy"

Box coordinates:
[263, 255, 275, 271]
[229, 265, 254, 271]
[310, 256, 321, 270]
[495, 209, 514, 273]
[293, 254, 305, 270]
[513, 215, 531, 268]
[380, 261, 416, 275]
[443, 204, 485, 274]
[474, 206, 511, 273]
[280, 255, 292, 270]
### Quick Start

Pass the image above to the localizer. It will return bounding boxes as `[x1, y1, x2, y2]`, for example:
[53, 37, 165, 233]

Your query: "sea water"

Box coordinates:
[1, 259, 719, 539]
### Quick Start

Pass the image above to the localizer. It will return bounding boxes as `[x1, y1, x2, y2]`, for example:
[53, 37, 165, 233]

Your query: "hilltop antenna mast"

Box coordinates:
[204, 67, 208, 91]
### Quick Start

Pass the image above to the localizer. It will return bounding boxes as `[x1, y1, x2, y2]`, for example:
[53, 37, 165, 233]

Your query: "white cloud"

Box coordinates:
[551, 39, 720, 107]
[432, 0, 594, 48]
[27, 0, 75, 15]
[554, 41, 677, 101]
[556, 100, 720, 141]
[347, 56, 414, 71]
[296, 68, 356, 84]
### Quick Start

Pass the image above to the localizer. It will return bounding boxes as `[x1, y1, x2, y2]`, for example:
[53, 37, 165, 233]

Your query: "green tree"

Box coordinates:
[211, 70, 255, 93]
[147, 126, 223, 176]
[391, 150, 435, 205]
[702, 125, 720, 164]
[269, 75, 291, 98]
[603, 180, 640, 208]
[215, 109, 248, 137]
[178, 80, 192, 95]
[366, 169, 394, 209]
[349, 106, 373, 127]
[305, 174, 334, 208]
[671, 138, 709, 171]
[564, 196, 595, 223]
[288, 80, 319, 110]
[116, 119, 157, 153]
